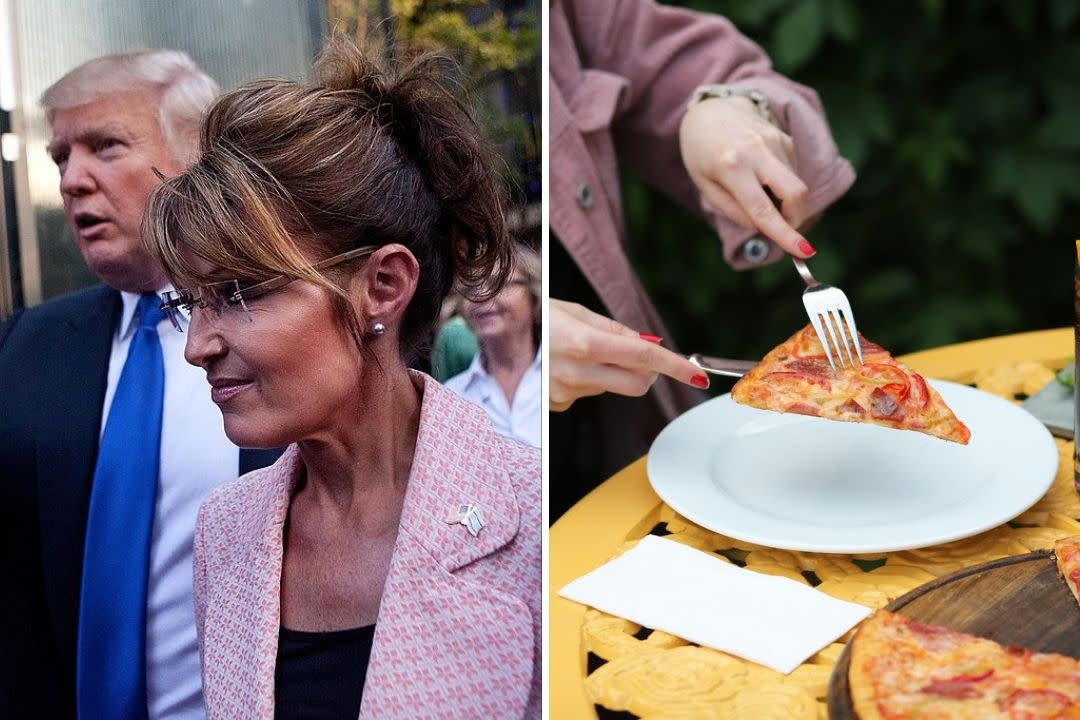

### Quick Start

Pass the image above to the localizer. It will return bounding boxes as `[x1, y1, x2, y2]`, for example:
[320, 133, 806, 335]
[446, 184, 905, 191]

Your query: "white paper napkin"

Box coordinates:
[558, 535, 871, 674]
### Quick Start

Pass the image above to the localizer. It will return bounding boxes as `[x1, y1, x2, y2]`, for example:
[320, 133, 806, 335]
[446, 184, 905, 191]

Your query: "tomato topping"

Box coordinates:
[909, 372, 930, 409]
[860, 363, 910, 401]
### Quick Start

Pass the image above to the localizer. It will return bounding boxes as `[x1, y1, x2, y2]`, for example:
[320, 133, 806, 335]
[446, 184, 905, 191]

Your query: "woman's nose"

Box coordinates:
[183, 310, 227, 368]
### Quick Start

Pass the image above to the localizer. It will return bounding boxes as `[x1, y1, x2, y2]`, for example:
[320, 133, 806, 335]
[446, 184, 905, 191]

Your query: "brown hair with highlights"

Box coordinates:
[144, 34, 511, 360]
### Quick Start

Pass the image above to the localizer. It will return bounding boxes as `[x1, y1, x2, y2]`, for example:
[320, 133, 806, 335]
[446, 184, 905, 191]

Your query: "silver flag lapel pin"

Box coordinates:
[445, 503, 484, 537]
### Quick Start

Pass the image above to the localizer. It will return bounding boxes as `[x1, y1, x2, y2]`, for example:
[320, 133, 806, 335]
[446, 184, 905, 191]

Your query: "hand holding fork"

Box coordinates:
[680, 88, 818, 260]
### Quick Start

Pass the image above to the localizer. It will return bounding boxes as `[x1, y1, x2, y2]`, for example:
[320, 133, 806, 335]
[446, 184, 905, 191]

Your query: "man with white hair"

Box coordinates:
[0, 51, 280, 719]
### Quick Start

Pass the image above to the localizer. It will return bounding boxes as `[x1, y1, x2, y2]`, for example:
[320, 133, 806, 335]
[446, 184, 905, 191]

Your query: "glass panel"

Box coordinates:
[14, 0, 323, 301]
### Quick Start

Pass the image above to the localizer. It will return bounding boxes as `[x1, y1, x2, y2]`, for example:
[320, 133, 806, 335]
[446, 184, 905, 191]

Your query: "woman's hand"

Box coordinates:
[550, 299, 708, 412]
[679, 95, 814, 257]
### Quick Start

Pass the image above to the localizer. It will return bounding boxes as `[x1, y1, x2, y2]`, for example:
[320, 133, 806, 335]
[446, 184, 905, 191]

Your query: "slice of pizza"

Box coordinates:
[732, 324, 971, 444]
[849, 610, 1080, 719]
[1054, 535, 1080, 608]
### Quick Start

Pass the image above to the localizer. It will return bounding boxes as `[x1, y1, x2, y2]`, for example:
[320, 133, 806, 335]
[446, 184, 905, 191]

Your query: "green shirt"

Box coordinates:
[432, 315, 478, 382]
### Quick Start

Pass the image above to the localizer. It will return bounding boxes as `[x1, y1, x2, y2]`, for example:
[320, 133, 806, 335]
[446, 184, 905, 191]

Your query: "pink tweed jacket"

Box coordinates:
[192, 373, 541, 719]
[552, 0, 855, 420]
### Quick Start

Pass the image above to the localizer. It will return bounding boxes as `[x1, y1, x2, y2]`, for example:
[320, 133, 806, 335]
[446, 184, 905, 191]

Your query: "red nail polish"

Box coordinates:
[639, 333, 662, 344]
[797, 239, 816, 256]
[691, 373, 709, 389]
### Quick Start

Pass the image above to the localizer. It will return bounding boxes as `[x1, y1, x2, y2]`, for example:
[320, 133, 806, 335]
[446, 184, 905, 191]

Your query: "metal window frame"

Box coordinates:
[0, 0, 41, 319]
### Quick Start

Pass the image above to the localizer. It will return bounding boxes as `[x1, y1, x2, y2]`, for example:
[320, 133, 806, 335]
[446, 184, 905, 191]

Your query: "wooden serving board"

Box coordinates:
[827, 551, 1080, 719]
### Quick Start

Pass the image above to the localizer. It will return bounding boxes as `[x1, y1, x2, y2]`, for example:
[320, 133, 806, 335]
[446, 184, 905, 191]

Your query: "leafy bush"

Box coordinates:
[623, 0, 1080, 364]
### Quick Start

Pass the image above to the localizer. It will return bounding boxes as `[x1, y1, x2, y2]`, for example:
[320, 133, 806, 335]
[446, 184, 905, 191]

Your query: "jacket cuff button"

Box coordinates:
[575, 183, 594, 209]
[741, 236, 770, 264]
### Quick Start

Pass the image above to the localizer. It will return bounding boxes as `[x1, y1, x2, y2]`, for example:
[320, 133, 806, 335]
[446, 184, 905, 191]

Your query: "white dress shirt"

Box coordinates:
[101, 290, 238, 720]
[444, 346, 541, 448]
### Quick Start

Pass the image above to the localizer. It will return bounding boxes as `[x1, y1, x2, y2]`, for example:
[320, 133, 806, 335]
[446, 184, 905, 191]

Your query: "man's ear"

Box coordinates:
[349, 244, 420, 329]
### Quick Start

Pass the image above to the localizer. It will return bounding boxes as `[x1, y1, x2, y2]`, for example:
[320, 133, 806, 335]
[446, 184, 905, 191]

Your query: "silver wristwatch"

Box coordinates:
[688, 84, 774, 125]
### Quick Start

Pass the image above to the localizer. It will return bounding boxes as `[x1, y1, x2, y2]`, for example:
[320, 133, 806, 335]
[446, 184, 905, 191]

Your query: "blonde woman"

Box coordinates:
[446, 243, 541, 447]
[145, 37, 540, 719]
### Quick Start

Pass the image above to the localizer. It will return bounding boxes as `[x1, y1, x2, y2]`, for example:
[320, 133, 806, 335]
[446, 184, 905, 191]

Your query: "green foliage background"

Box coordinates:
[622, 0, 1080, 367]
[329, 0, 540, 197]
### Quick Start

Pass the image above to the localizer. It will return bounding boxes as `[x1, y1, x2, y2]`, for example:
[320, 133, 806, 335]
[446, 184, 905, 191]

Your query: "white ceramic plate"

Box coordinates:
[647, 380, 1058, 554]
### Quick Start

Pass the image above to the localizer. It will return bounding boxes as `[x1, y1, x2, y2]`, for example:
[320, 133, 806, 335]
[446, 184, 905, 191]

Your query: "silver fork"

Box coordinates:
[792, 256, 863, 370]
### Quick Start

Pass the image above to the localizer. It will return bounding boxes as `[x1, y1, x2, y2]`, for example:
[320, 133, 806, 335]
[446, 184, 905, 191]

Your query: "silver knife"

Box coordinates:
[688, 354, 756, 378]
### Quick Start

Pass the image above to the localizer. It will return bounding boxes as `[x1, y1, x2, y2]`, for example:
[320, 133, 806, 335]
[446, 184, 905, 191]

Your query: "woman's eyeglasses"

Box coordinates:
[159, 245, 377, 333]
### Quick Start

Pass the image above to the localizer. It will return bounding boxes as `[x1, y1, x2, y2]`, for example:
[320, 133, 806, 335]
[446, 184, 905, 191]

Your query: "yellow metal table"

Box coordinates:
[550, 328, 1080, 719]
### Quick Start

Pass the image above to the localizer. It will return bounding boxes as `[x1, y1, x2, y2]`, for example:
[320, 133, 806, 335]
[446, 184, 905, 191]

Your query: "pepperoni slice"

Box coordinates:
[786, 402, 820, 417]
[908, 621, 947, 635]
[906, 620, 961, 651]
[999, 688, 1072, 716]
[919, 668, 994, 700]
[920, 679, 983, 700]
[763, 371, 826, 388]
[859, 337, 888, 355]
[942, 669, 994, 683]
[785, 357, 832, 377]
[838, 399, 866, 415]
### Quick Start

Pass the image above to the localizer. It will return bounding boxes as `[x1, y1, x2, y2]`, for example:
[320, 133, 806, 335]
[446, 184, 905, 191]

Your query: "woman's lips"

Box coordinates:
[209, 380, 253, 404]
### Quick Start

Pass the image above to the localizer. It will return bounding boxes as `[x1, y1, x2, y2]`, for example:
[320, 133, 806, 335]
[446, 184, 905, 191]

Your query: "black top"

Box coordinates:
[274, 624, 375, 720]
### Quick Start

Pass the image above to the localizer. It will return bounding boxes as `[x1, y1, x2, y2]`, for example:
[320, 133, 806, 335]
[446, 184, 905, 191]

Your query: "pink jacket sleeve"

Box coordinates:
[191, 505, 209, 661]
[564, 0, 855, 268]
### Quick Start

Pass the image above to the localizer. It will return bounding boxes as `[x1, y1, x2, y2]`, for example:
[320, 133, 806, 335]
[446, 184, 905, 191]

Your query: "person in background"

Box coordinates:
[549, 0, 856, 518]
[446, 242, 541, 448]
[430, 288, 478, 381]
[144, 36, 541, 719]
[0, 51, 281, 718]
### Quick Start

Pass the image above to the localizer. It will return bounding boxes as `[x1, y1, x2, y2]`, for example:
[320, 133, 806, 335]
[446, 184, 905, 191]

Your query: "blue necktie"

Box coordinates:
[77, 293, 165, 720]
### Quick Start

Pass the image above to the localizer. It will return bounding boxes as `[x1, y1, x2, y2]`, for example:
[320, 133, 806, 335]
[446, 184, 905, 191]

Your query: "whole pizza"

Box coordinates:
[732, 324, 970, 444]
[848, 611, 1080, 719]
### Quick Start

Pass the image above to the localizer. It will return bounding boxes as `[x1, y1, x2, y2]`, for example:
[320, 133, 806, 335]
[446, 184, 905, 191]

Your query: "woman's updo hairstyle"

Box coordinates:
[145, 33, 511, 359]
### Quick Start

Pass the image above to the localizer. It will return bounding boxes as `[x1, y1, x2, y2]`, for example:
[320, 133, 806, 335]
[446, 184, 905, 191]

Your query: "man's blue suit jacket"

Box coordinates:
[0, 284, 281, 718]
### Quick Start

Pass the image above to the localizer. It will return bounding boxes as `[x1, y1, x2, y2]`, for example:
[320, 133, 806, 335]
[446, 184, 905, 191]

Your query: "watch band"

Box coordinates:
[688, 84, 774, 125]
